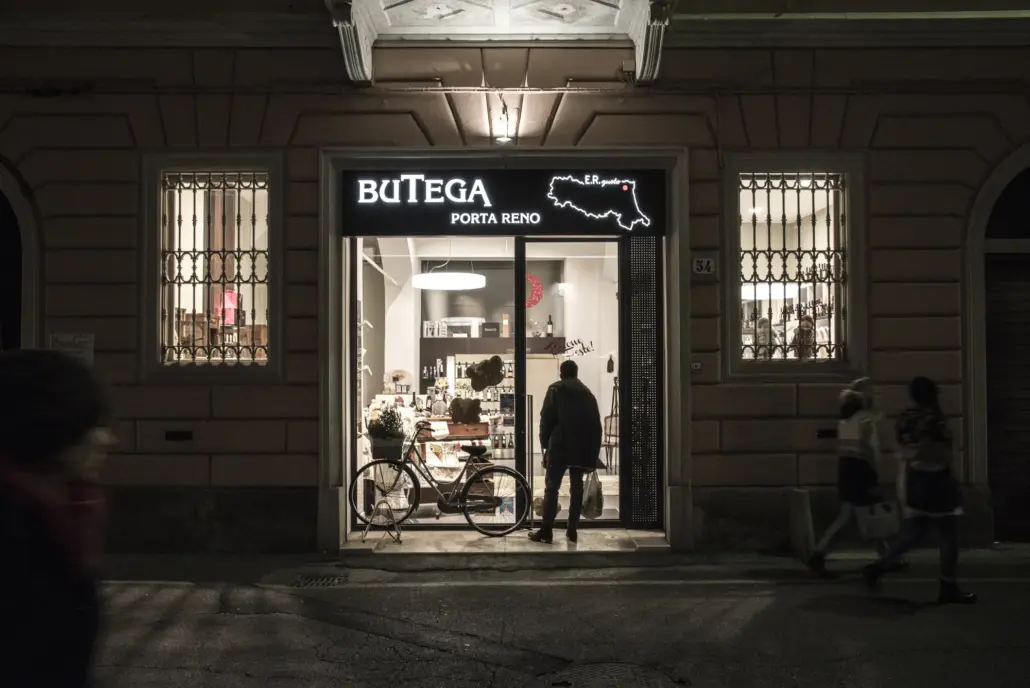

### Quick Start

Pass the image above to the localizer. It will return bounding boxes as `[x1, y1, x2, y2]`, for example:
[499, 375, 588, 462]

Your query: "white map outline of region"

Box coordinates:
[546, 176, 652, 231]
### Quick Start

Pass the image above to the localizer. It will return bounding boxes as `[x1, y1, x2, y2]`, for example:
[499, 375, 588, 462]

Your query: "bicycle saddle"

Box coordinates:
[461, 445, 489, 459]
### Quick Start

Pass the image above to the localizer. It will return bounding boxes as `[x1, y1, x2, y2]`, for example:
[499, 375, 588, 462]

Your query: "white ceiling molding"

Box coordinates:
[326, 0, 378, 85]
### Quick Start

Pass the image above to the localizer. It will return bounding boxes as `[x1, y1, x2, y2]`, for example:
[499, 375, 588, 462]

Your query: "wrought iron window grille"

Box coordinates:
[160, 171, 270, 365]
[738, 171, 848, 363]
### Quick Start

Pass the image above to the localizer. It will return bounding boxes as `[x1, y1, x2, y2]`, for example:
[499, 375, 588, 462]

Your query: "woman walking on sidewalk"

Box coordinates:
[863, 376, 976, 604]
[807, 378, 898, 578]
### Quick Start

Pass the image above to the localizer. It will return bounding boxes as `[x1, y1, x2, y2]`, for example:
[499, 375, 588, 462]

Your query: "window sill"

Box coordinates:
[726, 360, 865, 383]
[140, 358, 284, 384]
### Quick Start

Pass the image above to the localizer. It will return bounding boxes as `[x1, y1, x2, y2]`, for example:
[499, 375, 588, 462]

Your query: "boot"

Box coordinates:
[886, 560, 910, 573]
[805, 552, 835, 579]
[937, 580, 977, 605]
[528, 530, 553, 544]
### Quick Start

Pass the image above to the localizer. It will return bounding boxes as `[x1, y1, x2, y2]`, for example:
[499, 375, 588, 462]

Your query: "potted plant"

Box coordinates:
[367, 404, 406, 460]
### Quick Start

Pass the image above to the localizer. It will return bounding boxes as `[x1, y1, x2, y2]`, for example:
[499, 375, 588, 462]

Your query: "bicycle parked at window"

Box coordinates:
[349, 420, 532, 536]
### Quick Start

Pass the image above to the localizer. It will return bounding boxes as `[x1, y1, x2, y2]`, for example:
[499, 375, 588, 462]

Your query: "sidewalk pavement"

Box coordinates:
[99, 543, 1030, 586]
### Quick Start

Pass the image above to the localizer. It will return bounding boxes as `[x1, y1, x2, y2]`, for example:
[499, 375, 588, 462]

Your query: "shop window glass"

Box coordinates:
[738, 172, 848, 362]
[160, 171, 270, 365]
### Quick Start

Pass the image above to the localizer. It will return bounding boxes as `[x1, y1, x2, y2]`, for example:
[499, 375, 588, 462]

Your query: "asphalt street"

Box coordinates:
[95, 563, 1030, 688]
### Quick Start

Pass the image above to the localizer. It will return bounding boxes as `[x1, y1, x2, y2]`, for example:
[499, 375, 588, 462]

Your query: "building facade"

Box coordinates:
[2, 6, 1030, 552]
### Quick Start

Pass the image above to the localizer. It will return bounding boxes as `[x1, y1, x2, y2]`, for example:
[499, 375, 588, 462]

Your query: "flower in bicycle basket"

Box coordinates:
[368, 404, 405, 439]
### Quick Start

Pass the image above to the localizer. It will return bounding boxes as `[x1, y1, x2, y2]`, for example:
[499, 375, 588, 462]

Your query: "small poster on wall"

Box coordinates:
[49, 333, 95, 365]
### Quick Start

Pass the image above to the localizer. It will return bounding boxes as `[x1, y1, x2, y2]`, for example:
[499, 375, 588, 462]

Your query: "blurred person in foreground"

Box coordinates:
[0, 349, 115, 687]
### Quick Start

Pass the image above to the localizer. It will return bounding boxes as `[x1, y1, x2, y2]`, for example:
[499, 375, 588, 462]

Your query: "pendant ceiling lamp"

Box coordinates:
[411, 240, 486, 291]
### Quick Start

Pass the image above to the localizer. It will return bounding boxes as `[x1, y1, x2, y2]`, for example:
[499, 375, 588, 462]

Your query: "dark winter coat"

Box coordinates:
[0, 481, 102, 687]
[539, 377, 603, 471]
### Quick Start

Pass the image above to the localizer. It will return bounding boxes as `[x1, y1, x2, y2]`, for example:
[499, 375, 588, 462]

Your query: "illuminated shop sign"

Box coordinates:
[341, 168, 665, 236]
[357, 175, 493, 207]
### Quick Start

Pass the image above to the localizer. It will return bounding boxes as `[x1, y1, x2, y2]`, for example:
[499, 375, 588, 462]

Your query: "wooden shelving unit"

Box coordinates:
[420, 336, 566, 360]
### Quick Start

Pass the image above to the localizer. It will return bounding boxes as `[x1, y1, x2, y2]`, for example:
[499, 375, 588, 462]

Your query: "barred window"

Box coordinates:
[738, 172, 847, 362]
[161, 172, 270, 365]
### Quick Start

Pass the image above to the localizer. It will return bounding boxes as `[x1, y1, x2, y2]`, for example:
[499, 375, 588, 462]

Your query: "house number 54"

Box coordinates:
[692, 257, 715, 275]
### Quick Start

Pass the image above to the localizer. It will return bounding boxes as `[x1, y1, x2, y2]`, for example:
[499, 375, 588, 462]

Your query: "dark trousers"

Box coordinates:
[881, 515, 959, 581]
[540, 463, 584, 535]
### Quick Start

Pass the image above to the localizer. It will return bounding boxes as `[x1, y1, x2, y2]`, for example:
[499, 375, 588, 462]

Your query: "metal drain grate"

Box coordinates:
[545, 663, 688, 687]
[288, 574, 348, 588]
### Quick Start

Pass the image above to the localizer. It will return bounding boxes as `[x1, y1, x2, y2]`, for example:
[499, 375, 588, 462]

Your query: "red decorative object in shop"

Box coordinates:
[526, 274, 544, 308]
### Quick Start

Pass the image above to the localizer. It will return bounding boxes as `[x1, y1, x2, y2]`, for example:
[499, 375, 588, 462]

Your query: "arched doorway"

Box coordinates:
[984, 167, 1030, 542]
[0, 190, 21, 351]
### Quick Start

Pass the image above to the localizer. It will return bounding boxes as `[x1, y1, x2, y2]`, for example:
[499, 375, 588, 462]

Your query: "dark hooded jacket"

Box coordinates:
[539, 377, 603, 470]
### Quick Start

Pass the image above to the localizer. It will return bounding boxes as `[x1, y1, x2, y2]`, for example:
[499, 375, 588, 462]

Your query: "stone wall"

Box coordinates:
[2, 44, 1027, 551]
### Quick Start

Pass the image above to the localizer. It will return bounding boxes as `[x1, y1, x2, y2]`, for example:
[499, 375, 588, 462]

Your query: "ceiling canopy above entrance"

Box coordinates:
[326, 0, 672, 86]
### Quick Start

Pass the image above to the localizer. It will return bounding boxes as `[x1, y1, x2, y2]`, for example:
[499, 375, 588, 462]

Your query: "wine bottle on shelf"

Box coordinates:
[546, 315, 553, 336]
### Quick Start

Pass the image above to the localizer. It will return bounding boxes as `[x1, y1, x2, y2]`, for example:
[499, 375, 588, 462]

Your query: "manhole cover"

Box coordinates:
[289, 574, 348, 588]
[545, 663, 687, 687]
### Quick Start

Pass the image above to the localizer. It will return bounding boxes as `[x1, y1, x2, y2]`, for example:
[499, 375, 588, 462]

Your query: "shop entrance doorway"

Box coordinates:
[517, 239, 622, 524]
[0, 191, 21, 351]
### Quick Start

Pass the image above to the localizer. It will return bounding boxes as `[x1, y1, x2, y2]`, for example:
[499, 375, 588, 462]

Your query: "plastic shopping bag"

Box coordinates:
[856, 501, 901, 540]
[582, 471, 604, 520]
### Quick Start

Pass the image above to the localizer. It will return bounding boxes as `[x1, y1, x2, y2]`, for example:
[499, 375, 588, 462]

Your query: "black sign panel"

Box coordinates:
[340, 168, 667, 236]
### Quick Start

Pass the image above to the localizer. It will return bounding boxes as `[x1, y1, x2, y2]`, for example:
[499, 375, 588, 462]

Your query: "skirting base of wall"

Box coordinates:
[693, 485, 996, 553]
[105, 487, 319, 554]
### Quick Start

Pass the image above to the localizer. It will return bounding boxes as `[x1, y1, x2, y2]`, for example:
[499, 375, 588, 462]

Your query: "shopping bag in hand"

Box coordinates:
[856, 501, 901, 540]
[582, 471, 604, 520]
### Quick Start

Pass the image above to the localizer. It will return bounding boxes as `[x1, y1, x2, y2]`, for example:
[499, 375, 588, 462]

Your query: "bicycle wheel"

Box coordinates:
[349, 459, 420, 527]
[461, 465, 531, 536]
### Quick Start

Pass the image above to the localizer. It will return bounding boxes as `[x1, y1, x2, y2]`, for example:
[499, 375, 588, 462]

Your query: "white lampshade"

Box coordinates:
[411, 271, 486, 291]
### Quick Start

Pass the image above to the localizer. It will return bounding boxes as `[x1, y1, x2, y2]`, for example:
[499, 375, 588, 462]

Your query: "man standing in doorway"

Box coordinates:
[529, 359, 603, 544]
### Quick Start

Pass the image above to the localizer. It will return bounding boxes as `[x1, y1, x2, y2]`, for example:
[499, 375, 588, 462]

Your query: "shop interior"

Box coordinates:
[353, 236, 621, 530]
[739, 173, 844, 361]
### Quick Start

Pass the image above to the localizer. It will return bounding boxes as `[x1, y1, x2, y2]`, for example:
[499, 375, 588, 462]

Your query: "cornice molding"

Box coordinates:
[630, 0, 672, 84]
[665, 18, 1030, 47]
[0, 13, 338, 48]
[1, 14, 1029, 62]
[325, 0, 376, 86]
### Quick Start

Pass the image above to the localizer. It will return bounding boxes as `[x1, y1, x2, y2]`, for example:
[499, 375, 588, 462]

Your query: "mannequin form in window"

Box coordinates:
[755, 317, 775, 360]
[792, 314, 817, 360]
